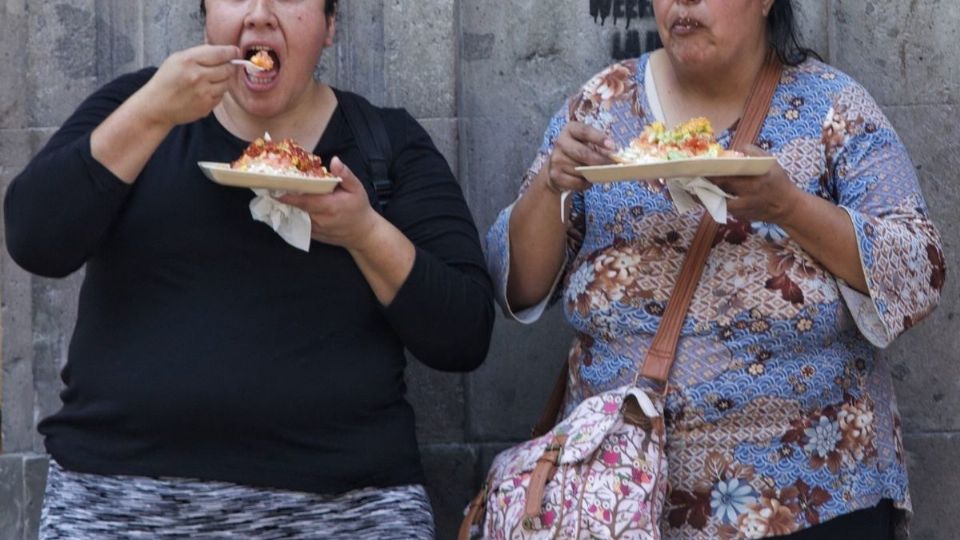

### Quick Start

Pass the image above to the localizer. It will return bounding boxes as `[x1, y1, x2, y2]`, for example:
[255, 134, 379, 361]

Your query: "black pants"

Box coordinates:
[783, 499, 894, 540]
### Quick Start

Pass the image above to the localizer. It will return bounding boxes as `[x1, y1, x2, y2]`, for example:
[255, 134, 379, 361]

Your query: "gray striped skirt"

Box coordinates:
[40, 459, 435, 539]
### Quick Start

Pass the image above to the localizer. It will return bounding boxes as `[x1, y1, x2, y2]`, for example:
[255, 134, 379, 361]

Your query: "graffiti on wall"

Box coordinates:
[590, 0, 661, 60]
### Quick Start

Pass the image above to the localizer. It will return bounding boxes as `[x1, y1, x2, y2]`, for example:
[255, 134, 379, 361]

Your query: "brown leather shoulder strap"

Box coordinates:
[637, 214, 717, 382]
[458, 489, 486, 540]
[638, 50, 782, 384]
[734, 49, 783, 153]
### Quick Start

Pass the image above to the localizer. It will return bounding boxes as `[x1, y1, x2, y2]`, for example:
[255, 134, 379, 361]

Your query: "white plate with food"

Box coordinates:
[198, 162, 341, 194]
[576, 117, 776, 183]
[576, 156, 776, 183]
[199, 135, 341, 194]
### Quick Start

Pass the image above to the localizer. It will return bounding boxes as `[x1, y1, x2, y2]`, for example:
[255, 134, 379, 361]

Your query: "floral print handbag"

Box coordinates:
[459, 53, 782, 540]
[460, 382, 670, 539]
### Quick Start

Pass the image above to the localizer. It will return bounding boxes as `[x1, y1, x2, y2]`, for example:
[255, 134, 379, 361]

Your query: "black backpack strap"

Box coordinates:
[336, 90, 393, 212]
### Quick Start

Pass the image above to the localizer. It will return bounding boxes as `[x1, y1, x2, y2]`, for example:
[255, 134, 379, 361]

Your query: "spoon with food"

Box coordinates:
[230, 51, 275, 74]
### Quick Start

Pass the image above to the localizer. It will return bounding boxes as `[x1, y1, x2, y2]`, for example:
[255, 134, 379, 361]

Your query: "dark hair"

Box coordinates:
[767, 0, 821, 66]
[200, 0, 338, 19]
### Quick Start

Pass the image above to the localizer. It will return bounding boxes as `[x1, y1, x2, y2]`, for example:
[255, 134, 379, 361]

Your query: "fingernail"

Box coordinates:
[604, 138, 615, 149]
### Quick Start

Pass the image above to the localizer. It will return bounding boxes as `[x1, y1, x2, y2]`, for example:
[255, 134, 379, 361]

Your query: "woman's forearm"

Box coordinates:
[90, 89, 175, 184]
[506, 167, 570, 310]
[779, 191, 869, 293]
[347, 210, 495, 371]
[347, 215, 417, 306]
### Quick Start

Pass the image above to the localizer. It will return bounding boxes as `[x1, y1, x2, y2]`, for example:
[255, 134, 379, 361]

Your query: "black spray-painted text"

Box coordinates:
[590, 0, 655, 29]
[589, 0, 661, 60]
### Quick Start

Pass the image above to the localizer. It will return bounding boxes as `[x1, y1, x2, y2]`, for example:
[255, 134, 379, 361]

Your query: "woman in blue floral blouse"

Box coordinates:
[485, 0, 945, 538]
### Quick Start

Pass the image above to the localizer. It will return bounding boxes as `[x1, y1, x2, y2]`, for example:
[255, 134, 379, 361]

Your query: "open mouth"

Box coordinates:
[672, 16, 704, 32]
[243, 45, 280, 85]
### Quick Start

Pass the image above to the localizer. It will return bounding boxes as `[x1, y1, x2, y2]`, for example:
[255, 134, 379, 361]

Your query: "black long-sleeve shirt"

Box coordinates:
[4, 68, 494, 494]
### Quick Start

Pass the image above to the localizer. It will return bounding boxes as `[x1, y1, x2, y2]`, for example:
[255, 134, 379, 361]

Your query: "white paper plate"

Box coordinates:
[198, 162, 342, 194]
[576, 156, 777, 183]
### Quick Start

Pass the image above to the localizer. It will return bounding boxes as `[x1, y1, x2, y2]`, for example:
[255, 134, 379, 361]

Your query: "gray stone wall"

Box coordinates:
[1, 1, 957, 539]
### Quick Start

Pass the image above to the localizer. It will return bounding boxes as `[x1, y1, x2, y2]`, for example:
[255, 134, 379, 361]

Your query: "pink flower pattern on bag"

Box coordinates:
[475, 385, 668, 539]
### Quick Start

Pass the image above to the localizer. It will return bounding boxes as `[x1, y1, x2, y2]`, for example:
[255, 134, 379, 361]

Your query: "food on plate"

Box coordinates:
[231, 135, 333, 179]
[249, 49, 275, 71]
[613, 117, 743, 163]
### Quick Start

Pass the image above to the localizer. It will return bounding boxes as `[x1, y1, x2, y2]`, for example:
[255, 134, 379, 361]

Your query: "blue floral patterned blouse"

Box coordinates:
[485, 53, 945, 539]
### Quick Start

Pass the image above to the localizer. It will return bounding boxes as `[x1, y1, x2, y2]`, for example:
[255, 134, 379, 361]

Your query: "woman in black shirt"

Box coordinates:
[4, 1, 493, 538]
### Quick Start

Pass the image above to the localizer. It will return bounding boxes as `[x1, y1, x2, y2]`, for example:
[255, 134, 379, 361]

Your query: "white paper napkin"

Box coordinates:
[664, 177, 734, 224]
[249, 189, 313, 251]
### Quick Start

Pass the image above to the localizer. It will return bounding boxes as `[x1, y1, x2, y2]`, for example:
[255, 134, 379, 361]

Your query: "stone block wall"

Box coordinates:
[2, 1, 957, 539]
